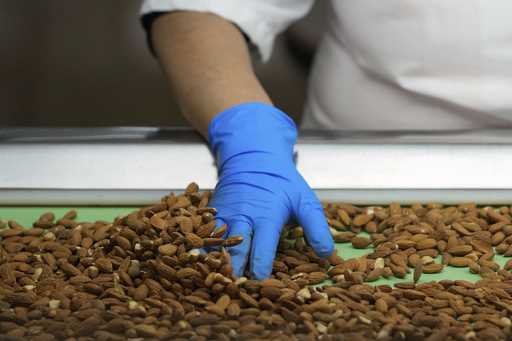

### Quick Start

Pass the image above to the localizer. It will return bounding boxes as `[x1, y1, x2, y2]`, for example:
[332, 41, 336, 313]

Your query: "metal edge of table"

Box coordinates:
[2, 127, 512, 205]
[3, 189, 512, 206]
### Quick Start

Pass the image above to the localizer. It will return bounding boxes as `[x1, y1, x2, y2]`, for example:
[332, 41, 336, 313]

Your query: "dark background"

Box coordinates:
[1, 1, 324, 127]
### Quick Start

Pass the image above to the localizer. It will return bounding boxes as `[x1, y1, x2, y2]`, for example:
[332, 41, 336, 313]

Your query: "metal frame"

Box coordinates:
[2, 127, 512, 205]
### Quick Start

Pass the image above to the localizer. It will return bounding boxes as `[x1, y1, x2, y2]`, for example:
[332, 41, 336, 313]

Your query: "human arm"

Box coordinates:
[149, 8, 334, 279]
[152, 11, 271, 139]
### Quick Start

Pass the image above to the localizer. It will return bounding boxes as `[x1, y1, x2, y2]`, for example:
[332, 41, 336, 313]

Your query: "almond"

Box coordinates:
[351, 236, 372, 249]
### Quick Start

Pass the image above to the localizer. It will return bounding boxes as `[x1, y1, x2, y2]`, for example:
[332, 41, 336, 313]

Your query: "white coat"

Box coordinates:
[142, 0, 512, 130]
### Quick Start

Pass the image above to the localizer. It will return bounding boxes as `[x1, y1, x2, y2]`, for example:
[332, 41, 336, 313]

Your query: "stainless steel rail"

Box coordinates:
[2, 127, 512, 205]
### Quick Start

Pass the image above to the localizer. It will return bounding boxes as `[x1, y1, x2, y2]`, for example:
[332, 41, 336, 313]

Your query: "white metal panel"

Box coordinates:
[0, 143, 217, 190]
[297, 144, 510, 189]
[2, 128, 512, 204]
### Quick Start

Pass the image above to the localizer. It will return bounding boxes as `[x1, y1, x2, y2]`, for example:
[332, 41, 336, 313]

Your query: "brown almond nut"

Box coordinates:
[114, 235, 131, 250]
[470, 239, 492, 253]
[362, 269, 380, 283]
[352, 214, 372, 227]
[365, 221, 378, 234]
[93, 225, 111, 241]
[259, 279, 286, 288]
[329, 218, 345, 230]
[185, 182, 199, 194]
[390, 264, 407, 278]
[402, 289, 427, 300]
[205, 304, 225, 316]
[133, 284, 149, 300]
[294, 263, 321, 273]
[173, 196, 191, 209]
[203, 238, 225, 247]
[155, 262, 177, 281]
[68, 274, 92, 285]
[158, 244, 178, 257]
[307, 272, 328, 285]
[4, 242, 24, 253]
[95, 258, 113, 273]
[226, 302, 241, 317]
[492, 232, 506, 246]
[176, 267, 201, 279]
[83, 282, 104, 295]
[184, 233, 204, 248]
[446, 245, 472, 256]
[449, 257, 469, 267]
[327, 265, 346, 277]
[211, 224, 227, 238]
[59, 261, 82, 277]
[196, 221, 217, 238]
[357, 257, 368, 272]
[134, 324, 160, 338]
[504, 245, 512, 257]
[351, 236, 372, 249]
[390, 253, 407, 268]
[479, 260, 500, 271]
[327, 252, 344, 266]
[396, 239, 416, 249]
[502, 224, 512, 235]
[0, 228, 24, 238]
[413, 261, 423, 283]
[118, 270, 133, 286]
[303, 299, 332, 314]
[176, 217, 193, 234]
[416, 238, 437, 250]
[437, 240, 447, 252]
[223, 236, 243, 247]
[410, 234, 429, 242]
[452, 223, 472, 236]
[239, 292, 259, 308]
[336, 209, 351, 226]
[408, 254, 421, 267]
[149, 215, 168, 230]
[480, 252, 495, 261]
[215, 294, 231, 311]
[260, 286, 281, 301]
[68, 229, 82, 246]
[468, 260, 481, 274]
[4, 293, 36, 307]
[422, 263, 443, 273]
[417, 249, 439, 258]
[446, 236, 459, 250]
[375, 298, 388, 313]
[81, 237, 94, 249]
[504, 259, 512, 271]
[495, 242, 509, 254]
[333, 232, 356, 243]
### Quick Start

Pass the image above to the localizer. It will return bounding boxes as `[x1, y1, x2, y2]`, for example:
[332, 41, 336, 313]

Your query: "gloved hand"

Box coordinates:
[208, 102, 334, 279]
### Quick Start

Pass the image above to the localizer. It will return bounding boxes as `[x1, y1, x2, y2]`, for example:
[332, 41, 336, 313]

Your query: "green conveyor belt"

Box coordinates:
[1, 206, 508, 286]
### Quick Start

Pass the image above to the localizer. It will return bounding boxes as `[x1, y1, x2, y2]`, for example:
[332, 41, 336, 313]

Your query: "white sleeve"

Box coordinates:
[141, 0, 314, 61]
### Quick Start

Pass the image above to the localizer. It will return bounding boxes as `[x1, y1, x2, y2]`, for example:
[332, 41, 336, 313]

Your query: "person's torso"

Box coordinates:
[303, 0, 512, 130]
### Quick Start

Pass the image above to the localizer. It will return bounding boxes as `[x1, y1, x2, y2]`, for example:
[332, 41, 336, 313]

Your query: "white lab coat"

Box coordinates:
[142, 0, 512, 130]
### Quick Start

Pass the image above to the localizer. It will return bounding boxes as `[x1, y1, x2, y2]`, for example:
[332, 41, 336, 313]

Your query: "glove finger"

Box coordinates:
[250, 219, 284, 280]
[225, 221, 253, 278]
[296, 199, 334, 258]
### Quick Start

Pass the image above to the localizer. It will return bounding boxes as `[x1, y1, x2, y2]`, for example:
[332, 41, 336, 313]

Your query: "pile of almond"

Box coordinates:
[0, 184, 512, 340]
[324, 202, 512, 284]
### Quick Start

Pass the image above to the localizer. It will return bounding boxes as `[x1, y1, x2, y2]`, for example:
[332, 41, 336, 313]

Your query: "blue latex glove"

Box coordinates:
[208, 102, 334, 279]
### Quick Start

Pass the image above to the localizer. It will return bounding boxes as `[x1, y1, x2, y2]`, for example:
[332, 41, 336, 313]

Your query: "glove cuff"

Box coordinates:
[208, 102, 297, 169]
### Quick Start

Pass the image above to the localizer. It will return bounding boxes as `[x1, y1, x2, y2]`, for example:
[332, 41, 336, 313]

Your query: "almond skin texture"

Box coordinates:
[2, 187, 512, 339]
